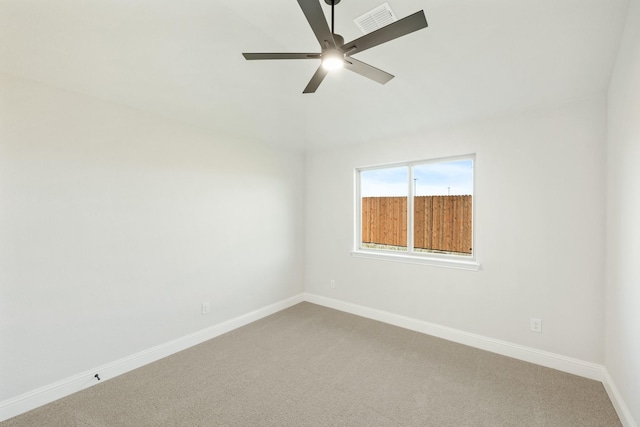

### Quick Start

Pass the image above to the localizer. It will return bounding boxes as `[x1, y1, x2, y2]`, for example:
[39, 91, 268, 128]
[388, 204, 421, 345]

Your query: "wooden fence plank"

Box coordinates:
[362, 195, 472, 254]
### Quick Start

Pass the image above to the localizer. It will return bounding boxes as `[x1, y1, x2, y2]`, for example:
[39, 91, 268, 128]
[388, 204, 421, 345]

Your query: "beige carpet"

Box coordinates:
[1, 302, 621, 426]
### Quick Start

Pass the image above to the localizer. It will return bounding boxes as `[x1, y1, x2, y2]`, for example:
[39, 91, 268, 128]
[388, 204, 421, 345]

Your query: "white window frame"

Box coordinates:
[352, 154, 480, 271]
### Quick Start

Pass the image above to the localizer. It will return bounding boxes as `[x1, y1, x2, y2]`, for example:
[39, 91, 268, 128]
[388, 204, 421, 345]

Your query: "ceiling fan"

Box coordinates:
[242, 0, 428, 93]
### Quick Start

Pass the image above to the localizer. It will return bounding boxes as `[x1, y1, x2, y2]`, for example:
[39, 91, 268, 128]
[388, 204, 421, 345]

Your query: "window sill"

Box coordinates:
[350, 250, 481, 271]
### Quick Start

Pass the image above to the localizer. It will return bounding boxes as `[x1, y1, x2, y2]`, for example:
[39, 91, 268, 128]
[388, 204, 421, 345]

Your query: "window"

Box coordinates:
[353, 155, 479, 270]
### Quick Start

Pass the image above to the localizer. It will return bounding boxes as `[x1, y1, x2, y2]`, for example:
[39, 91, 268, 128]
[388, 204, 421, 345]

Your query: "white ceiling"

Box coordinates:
[0, 0, 630, 150]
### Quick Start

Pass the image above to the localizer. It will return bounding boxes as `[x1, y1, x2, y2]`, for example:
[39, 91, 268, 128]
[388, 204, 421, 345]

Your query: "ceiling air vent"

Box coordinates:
[354, 3, 397, 34]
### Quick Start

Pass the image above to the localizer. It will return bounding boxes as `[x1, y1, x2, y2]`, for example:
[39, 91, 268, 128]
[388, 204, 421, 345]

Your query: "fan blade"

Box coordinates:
[342, 10, 427, 56]
[303, 65, 329, 93]
[344, 58, 394, 85]
[297, 0, 336, 49]
[243, 53, 320, 60]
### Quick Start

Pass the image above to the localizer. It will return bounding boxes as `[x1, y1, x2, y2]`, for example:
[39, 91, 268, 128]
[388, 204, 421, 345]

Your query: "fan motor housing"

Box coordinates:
[324, 0, 341, 4]
[333, 34, 345, 48]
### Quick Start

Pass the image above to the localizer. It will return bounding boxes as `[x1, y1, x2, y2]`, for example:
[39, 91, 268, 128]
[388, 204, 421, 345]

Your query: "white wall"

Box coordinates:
[305, 96, 607, 363]
[606, 0, 640, 423]
[0, 74, 305, 401]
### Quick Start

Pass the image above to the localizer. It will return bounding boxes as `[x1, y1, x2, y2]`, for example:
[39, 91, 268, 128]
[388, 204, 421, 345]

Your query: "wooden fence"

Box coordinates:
[362, 195, 472, 254]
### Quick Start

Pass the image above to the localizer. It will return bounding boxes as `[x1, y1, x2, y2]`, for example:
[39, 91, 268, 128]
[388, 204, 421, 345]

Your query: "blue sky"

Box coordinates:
[360, 159, 473, 197]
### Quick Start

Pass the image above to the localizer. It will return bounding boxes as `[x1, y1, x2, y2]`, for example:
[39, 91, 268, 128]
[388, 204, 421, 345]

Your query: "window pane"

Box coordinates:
[361, 167, 408, 252]
[413, 159, 473, 256]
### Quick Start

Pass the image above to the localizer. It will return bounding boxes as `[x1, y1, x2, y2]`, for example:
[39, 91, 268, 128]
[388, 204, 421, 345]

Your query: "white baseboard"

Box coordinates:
[303, 293, 604, 381]
[602, 369, 638, 427]
[0, 294, 304, 422]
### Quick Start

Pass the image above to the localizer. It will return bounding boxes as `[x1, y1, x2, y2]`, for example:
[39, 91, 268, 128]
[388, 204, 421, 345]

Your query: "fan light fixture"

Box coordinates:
[322, 50, 344, 71]
[242, 0, 428, 93]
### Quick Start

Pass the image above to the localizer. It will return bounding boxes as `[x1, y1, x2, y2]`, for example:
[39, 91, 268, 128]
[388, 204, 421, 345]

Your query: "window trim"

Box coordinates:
[353, 154, 480, 271]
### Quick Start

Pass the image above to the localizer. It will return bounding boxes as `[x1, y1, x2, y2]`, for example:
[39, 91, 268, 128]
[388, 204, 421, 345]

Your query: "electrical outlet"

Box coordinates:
[201, 301, 210, 315]
[330, 279, 336, 289]
[530, 317, 542, 333]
